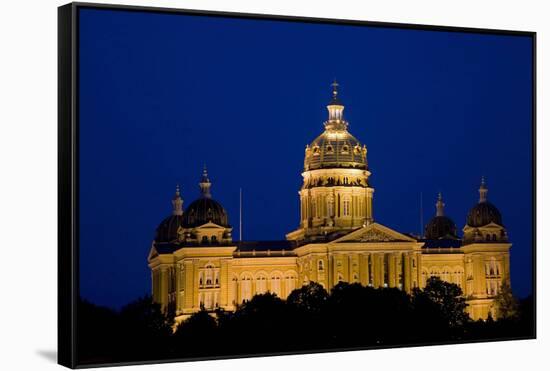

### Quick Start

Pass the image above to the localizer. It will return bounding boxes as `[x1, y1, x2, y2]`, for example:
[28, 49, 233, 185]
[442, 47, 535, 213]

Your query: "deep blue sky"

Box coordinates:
[79, 8, 533, 308]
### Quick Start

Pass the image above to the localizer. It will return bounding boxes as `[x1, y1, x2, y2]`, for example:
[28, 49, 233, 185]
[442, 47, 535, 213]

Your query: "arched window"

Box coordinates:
[343, 199, 350, 216]
[211, 235, 218, 244]
[318, 260, 324, 271]
[327, 198, 334, 217]
[270, 274, 282, 297]
[201, 235, 208, 244]
[205, 264, 214, 286]
[241, 276, 252, 302]
[256, 275, 267, 294]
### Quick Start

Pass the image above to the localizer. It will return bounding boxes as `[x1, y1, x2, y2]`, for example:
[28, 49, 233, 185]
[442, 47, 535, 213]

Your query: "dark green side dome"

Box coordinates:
[466, 178, 503, 227]
[155, 214, 184, 242]
[467, 202, 502, 227]
[424, 193, 457, 240]
[425, 216, 457, 239]
[155, 185, 184, 243]
[184, 167, 230, 228]
[185, 198, 229, 227]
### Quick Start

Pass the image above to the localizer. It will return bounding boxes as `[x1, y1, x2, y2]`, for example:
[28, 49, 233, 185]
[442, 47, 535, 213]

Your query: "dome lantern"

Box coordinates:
[479, 176, 488, 203]
[436, 192, 445, 217]
[424, 193, 457, 240]
[325, 80, 347, 131]
[199, 165, 212, 198]
[466, 177, 503, 228]
[171, 184, 184, 216]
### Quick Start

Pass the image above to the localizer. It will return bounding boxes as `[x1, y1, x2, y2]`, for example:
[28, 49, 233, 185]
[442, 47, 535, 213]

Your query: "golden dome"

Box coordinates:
[304, 82, 367, 171]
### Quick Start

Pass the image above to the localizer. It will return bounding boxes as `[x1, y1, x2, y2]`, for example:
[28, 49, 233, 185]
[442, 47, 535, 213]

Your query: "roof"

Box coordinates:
[421, 238, 463, 249]
[235, 240, 297, 252]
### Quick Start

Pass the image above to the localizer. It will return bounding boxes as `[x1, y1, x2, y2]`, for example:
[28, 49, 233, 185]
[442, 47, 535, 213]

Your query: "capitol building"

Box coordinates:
[148, 83, 512, 322]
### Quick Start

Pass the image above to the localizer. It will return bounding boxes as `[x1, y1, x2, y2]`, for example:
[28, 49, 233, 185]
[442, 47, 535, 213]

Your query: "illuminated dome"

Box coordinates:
[155, 185, 184, 243]
[466, 178, 503, 227]
[185, 168, 230, 228]
[425, 193, 457, 239]
[304, 81, 367, 171]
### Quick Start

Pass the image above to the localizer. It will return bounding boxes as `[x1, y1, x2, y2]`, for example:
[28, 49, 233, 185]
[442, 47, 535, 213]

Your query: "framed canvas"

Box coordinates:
[58, 2, 536, 368]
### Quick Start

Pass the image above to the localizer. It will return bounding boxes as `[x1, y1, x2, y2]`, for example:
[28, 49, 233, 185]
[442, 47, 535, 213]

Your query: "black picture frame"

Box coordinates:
[58, 2, 537, 369]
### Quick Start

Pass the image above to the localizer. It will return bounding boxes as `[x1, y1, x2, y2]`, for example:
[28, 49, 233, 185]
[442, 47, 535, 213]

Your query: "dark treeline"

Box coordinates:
[77, 277, 534, 365]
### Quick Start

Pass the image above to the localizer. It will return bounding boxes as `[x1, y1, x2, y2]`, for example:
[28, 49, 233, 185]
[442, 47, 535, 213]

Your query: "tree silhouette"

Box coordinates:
[493, 282, 519, 321]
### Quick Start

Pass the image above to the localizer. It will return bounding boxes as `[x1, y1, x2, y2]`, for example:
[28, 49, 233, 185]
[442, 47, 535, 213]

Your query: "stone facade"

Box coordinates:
[148, 83, 512, 322]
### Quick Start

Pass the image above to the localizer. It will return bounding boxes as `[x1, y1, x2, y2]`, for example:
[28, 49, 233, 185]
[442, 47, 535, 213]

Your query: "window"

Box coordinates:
[326, 145, 334, 154]
[342, 145, 349, 153]
[201, 235, 208, 244]
[241, 276, 252, 302]
[270, 275, 281, 297]
[318, 260, 324, 271]
[256, 276, 267, 294]
[327, 198, 334, 217]
[343, 200, 350, 216]
[211, 235, 218, 243]
[205, 264, 214, 286]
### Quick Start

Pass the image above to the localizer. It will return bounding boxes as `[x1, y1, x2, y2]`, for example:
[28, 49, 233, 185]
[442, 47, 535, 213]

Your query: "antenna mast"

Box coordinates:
[420, 192, 424, 238]
[239, 188, 243, 241]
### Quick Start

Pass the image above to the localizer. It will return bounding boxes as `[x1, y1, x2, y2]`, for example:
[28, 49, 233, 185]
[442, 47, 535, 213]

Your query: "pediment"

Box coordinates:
[194, 221, 225, 230]
[479, 222, 504, 229]
[147, 245, 159, 261]
[332, 223, 417, 243]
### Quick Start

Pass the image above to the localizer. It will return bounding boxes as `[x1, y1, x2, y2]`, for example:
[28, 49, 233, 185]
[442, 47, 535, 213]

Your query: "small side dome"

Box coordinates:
[155, 185, 185, 243]
[424, 193, 457, 239]
[466, 178, 503, 227]
[425, 216, 457, 239]
[155, 214, 184, 242]
[467, 202, 502, 227]
[185, 198, 229, 227]
[184, 167, 230, 228]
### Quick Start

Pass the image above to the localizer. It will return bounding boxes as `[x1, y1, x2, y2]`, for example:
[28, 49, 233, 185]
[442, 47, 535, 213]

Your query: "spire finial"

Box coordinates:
[172, 184, 183, 215]
[436, 192, 445, 217]
[326, 80, 345, 124]
[479, 176, 488, 203]
[331, 79, 339, 98]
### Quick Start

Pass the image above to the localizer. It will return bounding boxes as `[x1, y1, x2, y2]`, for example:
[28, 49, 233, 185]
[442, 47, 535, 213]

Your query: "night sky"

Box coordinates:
[78, 8, 533, 309]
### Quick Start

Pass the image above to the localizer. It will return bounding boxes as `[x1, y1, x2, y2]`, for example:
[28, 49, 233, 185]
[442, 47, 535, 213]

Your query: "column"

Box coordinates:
[388, 253, 397, 288]
[472, 254, 487, 298]
[373, 254, 382, 288]
[502, 253, 511, 286]
[404, 253, 412, 293]
[175, 263, 181, 312]
[366, 188, 374, 223]
[220, 259, 229, 308]
[359, 253, 369, 286]
[183, 260, 194, 311]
